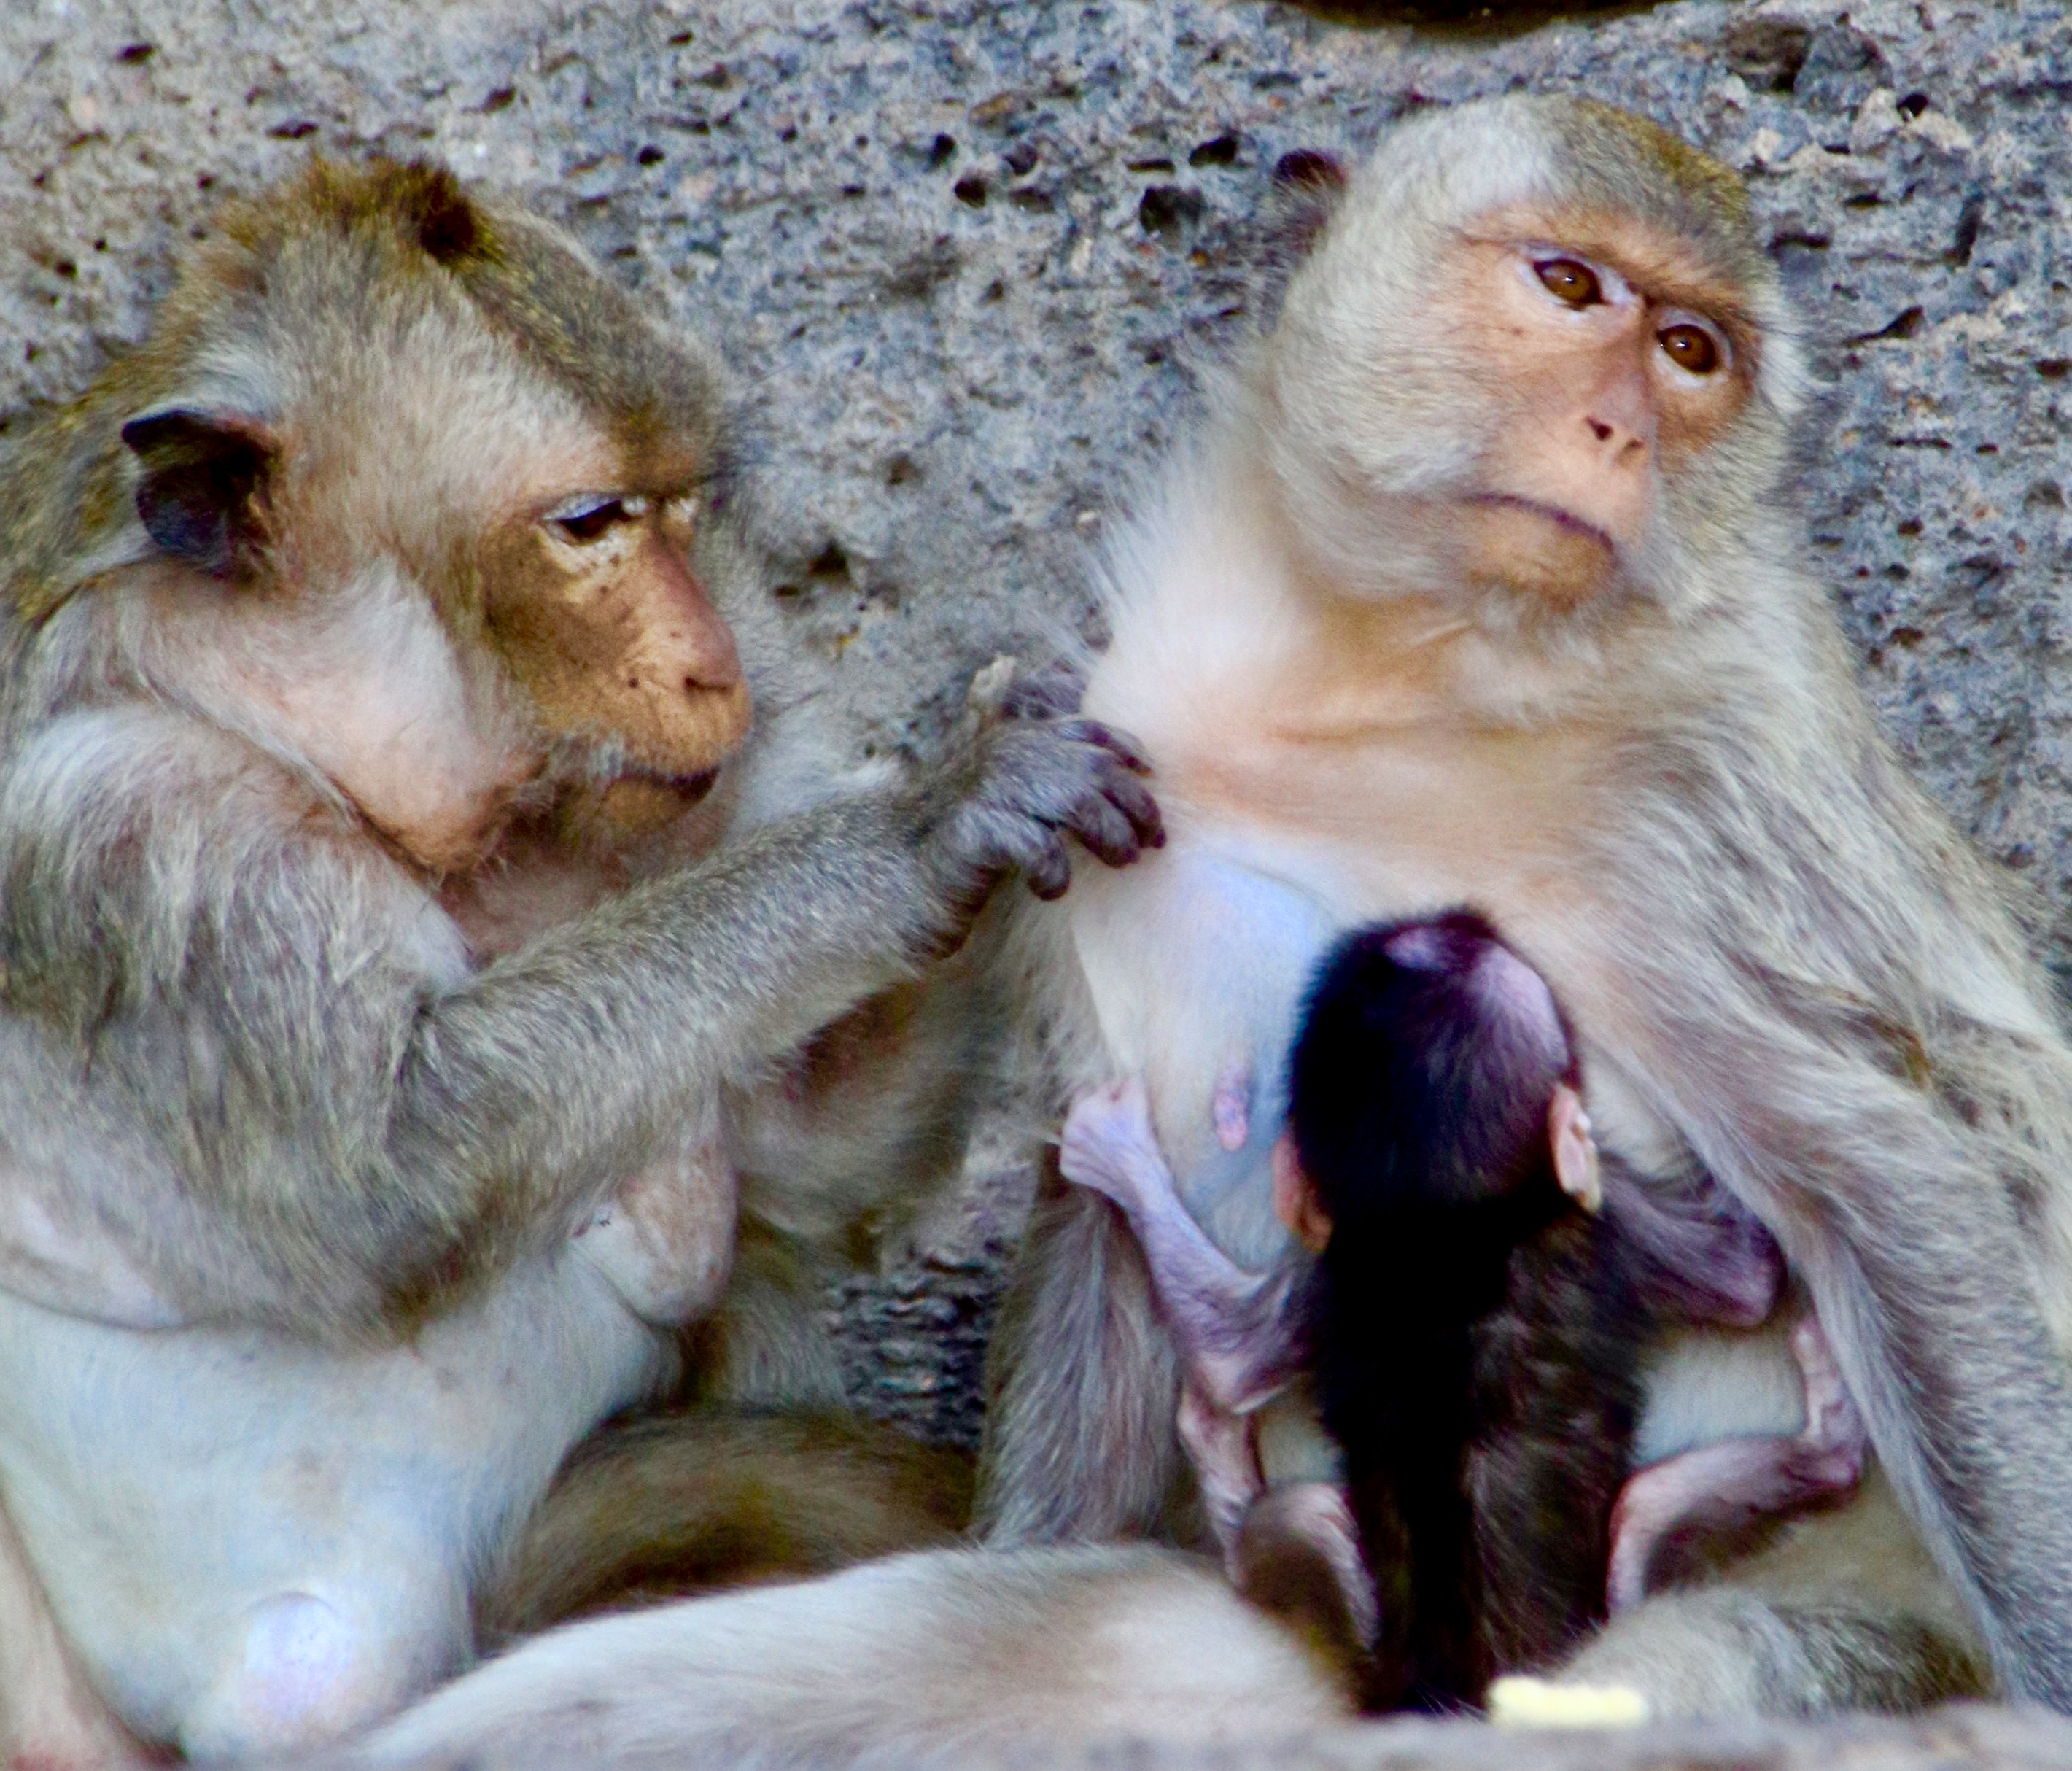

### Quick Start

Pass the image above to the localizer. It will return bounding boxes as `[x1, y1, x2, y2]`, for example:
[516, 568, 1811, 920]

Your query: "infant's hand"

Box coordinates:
[1058, 1077, 1169, 1215]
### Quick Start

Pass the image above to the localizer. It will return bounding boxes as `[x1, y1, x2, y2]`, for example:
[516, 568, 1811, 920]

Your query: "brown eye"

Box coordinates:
[546, 494, 649, 544]
[1658, 323, 1721, 375]
[1534, 258, 1602, 308]
[550, 498, 624, 543]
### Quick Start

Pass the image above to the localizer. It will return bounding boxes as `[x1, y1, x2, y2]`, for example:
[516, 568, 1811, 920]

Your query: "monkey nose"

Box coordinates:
[680, 624, 742, 694]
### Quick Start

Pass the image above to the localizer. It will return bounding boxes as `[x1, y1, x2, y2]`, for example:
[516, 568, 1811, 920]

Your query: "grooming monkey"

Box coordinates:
[979, 90, 2048, 1716]
[1062, 911, 1863, 1708]
[0, 158, 1163, 1763]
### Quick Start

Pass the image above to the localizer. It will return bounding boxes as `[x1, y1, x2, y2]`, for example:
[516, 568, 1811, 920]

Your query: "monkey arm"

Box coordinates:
[1599, 1159, 1783, 1329]
[1058, 1080, 1306, 1414]
[0, 705, 1157, 1337]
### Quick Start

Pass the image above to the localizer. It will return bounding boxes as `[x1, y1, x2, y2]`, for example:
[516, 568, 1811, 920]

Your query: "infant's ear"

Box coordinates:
[1271, 1133, 1333, 1252]
[1549, 1085, 1602, 1213]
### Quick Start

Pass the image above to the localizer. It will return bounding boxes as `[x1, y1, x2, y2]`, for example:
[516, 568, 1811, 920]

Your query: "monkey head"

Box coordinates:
[79, 161, 753, 875]
[1276, 910, 1597, 1260]
[1254, 97, 1807, 623]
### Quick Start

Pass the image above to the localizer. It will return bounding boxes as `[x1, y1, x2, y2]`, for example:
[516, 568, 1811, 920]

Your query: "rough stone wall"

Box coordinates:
[4, 0, 2070, 1443]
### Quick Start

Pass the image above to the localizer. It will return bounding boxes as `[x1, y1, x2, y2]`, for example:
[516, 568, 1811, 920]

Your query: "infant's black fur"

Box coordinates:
[1290, 910, 1773, 1710]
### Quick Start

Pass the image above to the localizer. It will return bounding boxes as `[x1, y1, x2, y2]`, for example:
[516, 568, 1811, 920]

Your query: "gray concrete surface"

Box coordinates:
[4, 0, 2070, 1448]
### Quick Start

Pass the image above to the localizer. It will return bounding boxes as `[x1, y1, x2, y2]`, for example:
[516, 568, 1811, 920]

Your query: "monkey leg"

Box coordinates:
[1058, 1080, 1300, 1412]
[0, 1497, 148, 1770]
[570, 1130, 736, 1328]
[1607, 1316, 1866, 1613]
[183, 1592, 443, 1763]
[1232, 1481, 1378, 1669]
[1553, 1583, 1987, 1719]
[977, 1174, 1185, 1546]
[346, 1545, 1351, 1770]
[1175, 1377, 1263, 1559]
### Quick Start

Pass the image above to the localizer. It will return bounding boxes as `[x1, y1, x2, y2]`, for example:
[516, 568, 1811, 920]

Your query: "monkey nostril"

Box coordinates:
[1588, 419, 1614, 443]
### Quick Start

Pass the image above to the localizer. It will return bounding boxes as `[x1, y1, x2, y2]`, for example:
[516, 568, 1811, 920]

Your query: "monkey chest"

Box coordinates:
[1057, 729, 1612, 1267]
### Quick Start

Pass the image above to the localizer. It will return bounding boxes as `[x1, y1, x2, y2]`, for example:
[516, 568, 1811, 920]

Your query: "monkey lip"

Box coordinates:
[1467, 493, 1616, 554]
[620, 767, 721, 807]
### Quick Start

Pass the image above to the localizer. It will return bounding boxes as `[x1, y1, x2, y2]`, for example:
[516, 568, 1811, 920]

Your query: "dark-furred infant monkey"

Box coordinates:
[1060, 910, 1866, 1709]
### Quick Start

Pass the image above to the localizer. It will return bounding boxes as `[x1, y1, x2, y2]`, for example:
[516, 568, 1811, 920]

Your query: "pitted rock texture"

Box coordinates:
[4, 0, 2071, 1446]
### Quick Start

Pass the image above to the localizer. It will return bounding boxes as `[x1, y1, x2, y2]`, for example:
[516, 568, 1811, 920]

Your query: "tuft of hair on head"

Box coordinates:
[1288, 910, 1572, 1225]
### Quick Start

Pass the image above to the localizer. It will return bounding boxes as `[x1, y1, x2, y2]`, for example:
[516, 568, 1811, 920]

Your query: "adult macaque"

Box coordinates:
[0, 158, 1160, 1762]
[982, 91, 2045, 1714]
[1060, 911, 1861, 1708]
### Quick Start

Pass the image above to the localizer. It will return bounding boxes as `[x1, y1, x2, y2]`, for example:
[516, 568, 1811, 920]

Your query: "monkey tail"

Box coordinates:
[475, 1406, 974, 1647]
[352, 1545, 1348, 1771]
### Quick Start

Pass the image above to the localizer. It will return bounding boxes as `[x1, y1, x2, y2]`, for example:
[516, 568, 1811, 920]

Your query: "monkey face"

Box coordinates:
[483, 478, 754, 836]
[1443, 211, 1752, 611]
[1261, 101, 1789, 626]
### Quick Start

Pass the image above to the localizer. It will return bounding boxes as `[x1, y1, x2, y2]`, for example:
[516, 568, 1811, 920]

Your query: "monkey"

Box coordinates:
[0, 157, 1164, 1764]
[1059, 910, 1868, 1710]
[975, 90, 2042, 1717]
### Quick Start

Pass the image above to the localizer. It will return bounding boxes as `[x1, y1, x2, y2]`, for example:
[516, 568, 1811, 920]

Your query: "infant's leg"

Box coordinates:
[1607, 1316, 1865, 1612]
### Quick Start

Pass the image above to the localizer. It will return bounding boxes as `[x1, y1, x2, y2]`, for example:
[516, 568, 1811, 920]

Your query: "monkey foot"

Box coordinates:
[1233, 1481, 1379, 1659]
[1607, 1314, 1866, 1612]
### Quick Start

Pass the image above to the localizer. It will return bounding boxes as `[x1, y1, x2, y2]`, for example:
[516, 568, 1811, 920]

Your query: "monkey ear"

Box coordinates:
[1271, 1133, 1334, 1253]
[1549, 1085, 1603, 1214]
[1267, 150, 1349, 266]
[120, 404, 279, 579]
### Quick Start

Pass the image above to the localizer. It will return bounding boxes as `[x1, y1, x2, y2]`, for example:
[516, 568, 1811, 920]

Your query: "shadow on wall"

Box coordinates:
[1292, 0, 1662, 32]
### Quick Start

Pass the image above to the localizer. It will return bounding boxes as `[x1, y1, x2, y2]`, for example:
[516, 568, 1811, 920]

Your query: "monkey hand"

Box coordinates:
[1058, 1077, 1169, 1220]
[915, 713, 1164, 923]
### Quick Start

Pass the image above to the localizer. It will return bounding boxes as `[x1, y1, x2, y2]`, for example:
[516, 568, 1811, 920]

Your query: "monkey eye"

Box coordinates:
[544, 493, 648, 545]
[1534, 257, 1604, 308]
[1658, 321, 1725, 376]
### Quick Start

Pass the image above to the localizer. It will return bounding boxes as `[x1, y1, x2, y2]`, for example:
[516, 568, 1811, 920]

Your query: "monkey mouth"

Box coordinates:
[1467, 493, 1616, 554]
[635, 768, 720, 807]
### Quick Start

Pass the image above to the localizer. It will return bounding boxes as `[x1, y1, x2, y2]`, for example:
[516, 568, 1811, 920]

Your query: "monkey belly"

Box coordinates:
[0, 1254, 672, 1759]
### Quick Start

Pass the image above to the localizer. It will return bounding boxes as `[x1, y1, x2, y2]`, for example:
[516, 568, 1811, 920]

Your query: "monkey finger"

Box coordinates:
[1025, 835, 1073, 901]
[1059, 718, 1155, 778]
[1063, 793, 1143, 870]
[1094, 764, 1165, 850]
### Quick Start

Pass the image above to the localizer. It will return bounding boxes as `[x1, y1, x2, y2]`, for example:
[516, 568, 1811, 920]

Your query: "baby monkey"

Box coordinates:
[1060, 911, 1866, 1710]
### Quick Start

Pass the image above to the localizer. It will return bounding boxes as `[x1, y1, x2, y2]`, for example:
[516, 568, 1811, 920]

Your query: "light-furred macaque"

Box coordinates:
[252, 94, 2025, 1770]
[0, 158, 1163, 1763]
[981, 90, 2046, 1715]
[1060, 910, 1863, 1710]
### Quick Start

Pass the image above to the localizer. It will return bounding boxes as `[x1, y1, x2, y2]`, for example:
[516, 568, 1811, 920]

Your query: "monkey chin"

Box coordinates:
[597, 770, 723, 836]
[1460, 497, 1618, 615]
